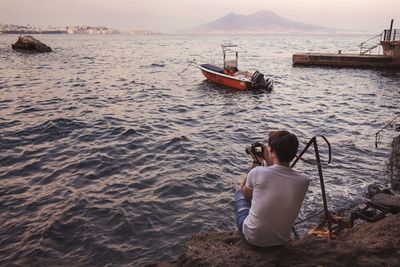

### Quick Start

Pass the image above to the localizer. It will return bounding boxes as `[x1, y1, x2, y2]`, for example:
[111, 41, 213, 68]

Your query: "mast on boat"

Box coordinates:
[221, 43, 245, 70]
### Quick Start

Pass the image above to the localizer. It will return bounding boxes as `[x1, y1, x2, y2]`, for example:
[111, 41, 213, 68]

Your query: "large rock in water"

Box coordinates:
[11, 35, 52, 53]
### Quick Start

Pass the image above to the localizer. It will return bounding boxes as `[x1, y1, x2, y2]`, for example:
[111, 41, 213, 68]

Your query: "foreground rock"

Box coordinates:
[391, 135, 400, 190]
[153, 213, 400, 267]
[11, 35, 52, 53]
[372, 193, 400, 213]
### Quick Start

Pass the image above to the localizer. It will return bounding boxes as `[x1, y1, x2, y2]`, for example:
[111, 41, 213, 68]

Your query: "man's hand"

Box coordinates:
[263, 145, 273, 166]
[242, 184, 253, 199]
[253, 155, 263, 165]
[240, 175, 253, 199]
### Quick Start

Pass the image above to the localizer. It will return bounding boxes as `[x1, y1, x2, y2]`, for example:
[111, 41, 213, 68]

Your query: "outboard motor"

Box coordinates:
[251, 71, 273, 90]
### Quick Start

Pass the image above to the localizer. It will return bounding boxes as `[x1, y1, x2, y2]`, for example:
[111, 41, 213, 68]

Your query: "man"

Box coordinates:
[234, 130, 309, 248]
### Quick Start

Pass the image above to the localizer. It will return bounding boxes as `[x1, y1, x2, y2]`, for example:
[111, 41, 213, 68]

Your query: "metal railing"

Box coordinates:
[360, 29, 400, 55]
[360, 32, 382, 55]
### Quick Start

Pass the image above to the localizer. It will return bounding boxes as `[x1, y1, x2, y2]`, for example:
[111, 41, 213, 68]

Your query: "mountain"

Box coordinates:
[189, 10, 337, 33]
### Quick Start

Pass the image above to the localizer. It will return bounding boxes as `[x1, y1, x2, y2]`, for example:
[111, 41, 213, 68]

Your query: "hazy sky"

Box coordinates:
[1, 0, 399, 32]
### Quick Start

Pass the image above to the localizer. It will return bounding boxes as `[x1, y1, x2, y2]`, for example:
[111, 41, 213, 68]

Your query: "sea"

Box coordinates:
[0, 33, 399, 266]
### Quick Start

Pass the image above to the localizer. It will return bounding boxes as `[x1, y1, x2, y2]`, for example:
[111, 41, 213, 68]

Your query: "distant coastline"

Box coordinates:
[1, 30, 67, 34]
[0, 23, 160, 35]
[0, 24, 120, 34]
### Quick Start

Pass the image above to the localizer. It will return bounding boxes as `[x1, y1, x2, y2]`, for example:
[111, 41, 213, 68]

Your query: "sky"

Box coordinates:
[1, 0, 399, 32]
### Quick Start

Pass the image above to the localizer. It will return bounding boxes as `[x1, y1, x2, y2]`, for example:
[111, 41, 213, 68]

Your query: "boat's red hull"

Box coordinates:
[200, 69, 248, 90]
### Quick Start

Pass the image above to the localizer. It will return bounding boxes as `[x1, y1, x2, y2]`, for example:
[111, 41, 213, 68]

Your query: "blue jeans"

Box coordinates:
[234, 190, 285, 250]
[234, 190, 251, 235]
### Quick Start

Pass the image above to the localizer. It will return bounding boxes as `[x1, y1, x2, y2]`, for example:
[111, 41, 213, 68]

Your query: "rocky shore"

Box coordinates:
[151, 135, 400, 267]
[153, 214, 399, 267]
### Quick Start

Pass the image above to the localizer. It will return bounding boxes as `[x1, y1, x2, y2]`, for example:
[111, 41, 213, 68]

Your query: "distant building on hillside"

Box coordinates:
[0, 23, 121, 34]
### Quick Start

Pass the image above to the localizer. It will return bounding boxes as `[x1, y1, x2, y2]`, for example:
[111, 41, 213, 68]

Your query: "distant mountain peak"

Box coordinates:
[189, 10, 338, 33]
[250, 10, 279, 17]
[225, 12, 237, 16]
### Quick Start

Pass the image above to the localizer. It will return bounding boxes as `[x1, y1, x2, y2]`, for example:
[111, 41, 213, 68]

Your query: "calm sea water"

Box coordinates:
[0, 34, 399, 266]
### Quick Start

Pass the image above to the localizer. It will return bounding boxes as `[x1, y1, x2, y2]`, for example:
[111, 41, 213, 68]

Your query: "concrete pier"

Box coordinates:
[293, 23, 400, 69]
[292, 53, 398, 68]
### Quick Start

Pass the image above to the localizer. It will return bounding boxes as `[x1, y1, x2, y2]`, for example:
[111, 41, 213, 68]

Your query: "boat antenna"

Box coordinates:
[221, 43, 247, 53]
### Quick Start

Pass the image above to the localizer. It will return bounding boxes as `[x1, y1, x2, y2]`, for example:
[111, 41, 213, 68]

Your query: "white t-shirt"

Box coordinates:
[243, 164, 309, 247]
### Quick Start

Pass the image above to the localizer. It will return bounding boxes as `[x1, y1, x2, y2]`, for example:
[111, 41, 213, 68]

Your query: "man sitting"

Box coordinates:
[234, 130, 310, 247]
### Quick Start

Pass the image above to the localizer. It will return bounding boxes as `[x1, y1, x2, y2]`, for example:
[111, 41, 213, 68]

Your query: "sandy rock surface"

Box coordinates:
[151, 213, 400, 267]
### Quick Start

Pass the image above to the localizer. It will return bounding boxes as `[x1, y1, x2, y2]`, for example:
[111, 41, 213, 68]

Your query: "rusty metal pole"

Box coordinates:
[313, 138, 333, 238]
[388, 19, 394, 41]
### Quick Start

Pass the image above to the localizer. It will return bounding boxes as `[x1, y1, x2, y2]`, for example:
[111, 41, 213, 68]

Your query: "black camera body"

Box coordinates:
[245, 142, 264, 158]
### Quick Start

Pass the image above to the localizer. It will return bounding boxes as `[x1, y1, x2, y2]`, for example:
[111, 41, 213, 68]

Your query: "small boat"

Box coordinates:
[194, 44, 273, 91]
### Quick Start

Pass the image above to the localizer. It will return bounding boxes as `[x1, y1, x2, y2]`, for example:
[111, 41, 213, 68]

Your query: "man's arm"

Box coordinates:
[240, 162, 258, 199]
[242, 183, 253, 199]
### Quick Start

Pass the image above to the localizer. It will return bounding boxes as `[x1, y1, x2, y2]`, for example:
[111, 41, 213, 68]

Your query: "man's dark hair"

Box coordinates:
[268, 131, 299, 163]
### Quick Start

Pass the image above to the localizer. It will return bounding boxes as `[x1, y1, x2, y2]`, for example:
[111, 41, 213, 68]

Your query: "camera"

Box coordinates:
[245, 142, 264, 158]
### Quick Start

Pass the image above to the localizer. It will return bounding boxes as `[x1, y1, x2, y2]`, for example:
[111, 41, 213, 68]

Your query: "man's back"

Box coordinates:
[243, 165, 309, 247]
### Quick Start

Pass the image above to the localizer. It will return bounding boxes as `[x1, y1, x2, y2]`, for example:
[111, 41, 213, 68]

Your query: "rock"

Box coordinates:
[151, 214, 400, 266]
[11, 35, 52, 53]
[367, 183, 385, 198]
[367, 183, 394, 199]
[391, 135, 400, 190]
[371, 193, 400, 213]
